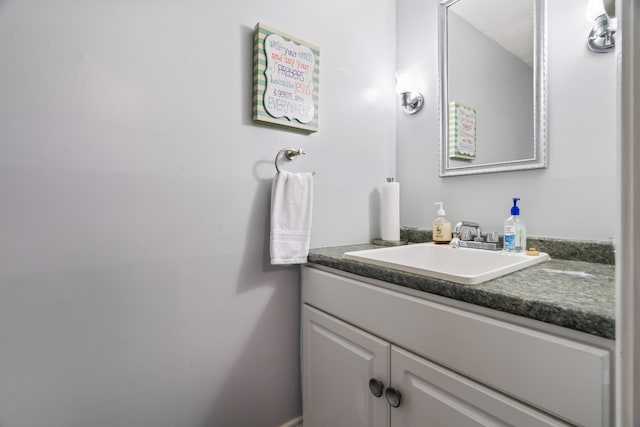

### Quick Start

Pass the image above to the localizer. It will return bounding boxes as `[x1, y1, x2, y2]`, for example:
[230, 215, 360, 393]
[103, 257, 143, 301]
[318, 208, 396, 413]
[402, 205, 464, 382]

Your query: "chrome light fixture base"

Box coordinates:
[588, 14, 616, 53]
[400, 91, 424, 115]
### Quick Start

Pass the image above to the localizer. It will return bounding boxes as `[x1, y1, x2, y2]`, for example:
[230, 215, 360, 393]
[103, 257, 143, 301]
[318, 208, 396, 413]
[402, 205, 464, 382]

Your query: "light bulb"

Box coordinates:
[395, 71, 414, 95]
[585, 0, 605, 21]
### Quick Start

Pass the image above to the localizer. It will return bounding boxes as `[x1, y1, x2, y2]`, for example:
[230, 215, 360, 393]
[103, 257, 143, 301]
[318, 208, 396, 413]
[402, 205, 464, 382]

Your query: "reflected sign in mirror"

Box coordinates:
[439, 0, 547, 176]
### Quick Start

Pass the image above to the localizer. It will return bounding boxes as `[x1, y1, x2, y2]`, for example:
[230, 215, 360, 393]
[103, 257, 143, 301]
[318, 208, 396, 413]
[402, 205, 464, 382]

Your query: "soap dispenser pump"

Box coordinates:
[504, 197, 526, 252]
[433, 202, 452, 244]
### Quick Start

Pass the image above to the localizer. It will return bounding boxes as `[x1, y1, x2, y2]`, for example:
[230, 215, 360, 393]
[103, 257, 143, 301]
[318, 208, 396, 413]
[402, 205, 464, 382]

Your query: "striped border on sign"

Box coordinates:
[252, 23, 320, 133]
[448, 101, 476, 160]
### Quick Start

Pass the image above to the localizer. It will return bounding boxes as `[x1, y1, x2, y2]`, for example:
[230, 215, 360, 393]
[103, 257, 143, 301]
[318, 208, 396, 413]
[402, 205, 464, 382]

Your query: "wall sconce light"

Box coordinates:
[399, 92, 424, 115]
[586, 0, 616, 53]
[395, 70, 424, 115]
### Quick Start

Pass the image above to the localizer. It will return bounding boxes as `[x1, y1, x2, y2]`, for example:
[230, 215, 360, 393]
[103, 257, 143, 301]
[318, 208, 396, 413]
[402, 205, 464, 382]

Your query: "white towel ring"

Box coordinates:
[274, 148, 317, 175]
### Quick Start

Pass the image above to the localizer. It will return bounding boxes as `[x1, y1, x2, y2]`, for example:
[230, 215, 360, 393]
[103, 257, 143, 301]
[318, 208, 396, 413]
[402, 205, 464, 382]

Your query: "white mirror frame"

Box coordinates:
[438, 0, 548, 177]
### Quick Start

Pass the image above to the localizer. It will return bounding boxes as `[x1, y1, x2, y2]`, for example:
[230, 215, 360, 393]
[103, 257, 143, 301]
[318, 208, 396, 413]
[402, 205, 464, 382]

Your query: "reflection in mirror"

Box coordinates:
[439, 0, 547, 176]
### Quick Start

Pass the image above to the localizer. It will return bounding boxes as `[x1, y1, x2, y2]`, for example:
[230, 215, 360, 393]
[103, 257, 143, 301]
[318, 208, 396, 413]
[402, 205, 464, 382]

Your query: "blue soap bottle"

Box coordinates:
[504, 198, 526, 252]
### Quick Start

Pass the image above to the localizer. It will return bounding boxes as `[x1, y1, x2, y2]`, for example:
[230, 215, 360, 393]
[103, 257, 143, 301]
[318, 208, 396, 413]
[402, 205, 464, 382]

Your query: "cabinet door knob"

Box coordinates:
[385, 387, 402, 408]
[368, 378, 384, 397]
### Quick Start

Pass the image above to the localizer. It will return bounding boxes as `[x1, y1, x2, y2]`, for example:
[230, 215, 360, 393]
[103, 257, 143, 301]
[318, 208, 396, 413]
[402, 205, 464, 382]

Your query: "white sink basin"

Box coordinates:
[343, 243, 550, 285]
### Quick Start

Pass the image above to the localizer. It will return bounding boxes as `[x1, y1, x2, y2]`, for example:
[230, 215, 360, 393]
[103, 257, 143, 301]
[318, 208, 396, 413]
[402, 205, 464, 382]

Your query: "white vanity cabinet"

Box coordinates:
[303, 305, 568, 427]
[301, 266, 613, 427]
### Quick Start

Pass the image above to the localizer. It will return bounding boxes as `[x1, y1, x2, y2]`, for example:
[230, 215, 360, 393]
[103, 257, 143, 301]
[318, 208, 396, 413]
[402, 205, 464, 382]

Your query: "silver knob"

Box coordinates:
[486, 232, 499, 243]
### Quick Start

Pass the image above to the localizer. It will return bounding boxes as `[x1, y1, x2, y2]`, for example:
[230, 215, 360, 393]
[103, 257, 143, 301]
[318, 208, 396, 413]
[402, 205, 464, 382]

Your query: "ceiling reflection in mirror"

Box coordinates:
[439, 0, 547, 176]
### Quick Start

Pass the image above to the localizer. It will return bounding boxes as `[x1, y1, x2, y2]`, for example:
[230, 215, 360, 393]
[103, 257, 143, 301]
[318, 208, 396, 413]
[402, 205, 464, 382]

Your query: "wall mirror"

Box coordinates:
[439, 0, 547, 177]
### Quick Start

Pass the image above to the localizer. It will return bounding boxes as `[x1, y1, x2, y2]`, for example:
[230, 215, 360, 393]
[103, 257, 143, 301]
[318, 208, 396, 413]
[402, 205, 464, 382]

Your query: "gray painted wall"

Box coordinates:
[397, 0, 617, 241]
[0, 1, 396, 426]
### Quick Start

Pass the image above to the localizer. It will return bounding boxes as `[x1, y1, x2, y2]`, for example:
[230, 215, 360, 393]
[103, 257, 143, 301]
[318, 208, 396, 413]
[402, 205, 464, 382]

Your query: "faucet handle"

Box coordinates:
[486, 231, 499, 243]
[461, 230, 473, 241]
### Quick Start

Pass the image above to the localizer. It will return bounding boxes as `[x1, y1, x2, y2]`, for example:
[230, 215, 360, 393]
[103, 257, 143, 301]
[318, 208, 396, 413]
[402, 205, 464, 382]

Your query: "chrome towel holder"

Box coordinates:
[274, 148, 317, 175]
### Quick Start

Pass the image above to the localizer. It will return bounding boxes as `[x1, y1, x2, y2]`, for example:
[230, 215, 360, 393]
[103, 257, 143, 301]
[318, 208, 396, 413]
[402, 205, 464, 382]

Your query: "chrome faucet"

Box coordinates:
[450, 221, 500, 250]
[453, 221, 483, 241]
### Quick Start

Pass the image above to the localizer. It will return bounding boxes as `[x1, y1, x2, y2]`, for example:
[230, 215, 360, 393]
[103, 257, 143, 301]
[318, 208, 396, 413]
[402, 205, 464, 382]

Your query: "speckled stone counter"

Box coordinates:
[307, 244, 615, 340]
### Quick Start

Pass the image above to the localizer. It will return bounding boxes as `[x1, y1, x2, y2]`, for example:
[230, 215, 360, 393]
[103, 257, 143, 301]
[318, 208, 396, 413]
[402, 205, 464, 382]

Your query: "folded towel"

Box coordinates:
[270, 171, 314, 265]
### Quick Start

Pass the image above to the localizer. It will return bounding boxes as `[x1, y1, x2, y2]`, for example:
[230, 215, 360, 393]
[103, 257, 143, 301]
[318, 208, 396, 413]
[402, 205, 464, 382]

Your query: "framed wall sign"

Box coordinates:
[253, 23, 320, 133]
[449, 101, 476, 160]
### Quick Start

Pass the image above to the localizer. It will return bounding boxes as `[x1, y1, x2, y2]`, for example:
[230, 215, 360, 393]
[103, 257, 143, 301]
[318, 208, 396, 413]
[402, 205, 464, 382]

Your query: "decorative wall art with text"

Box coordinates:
[253, 23, 320, 133]
[449, 101, 477, 160]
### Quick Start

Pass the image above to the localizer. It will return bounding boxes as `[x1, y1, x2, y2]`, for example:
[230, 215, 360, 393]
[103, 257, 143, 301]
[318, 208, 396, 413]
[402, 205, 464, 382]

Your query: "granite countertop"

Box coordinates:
[307, 244, 616, 340]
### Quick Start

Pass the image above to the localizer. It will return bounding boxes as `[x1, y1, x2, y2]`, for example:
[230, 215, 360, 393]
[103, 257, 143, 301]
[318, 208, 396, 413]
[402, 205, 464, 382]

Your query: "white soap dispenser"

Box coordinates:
[433, 202, 452, 244]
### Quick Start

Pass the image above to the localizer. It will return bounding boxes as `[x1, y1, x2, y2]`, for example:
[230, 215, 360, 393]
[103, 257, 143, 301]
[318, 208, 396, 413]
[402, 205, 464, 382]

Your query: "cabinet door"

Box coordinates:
[302, 305, 390, 427]
[389, 346, 570, 427]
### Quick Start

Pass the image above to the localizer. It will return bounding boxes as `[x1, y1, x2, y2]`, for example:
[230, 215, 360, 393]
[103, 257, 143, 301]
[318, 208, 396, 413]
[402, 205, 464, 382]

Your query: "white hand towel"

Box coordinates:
[270, 170, 314, 265]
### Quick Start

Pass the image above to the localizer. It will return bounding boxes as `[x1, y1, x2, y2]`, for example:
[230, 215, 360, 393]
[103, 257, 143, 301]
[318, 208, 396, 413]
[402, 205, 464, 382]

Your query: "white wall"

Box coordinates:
[0, 1, 396, 426]
[397, 0, 617, 240]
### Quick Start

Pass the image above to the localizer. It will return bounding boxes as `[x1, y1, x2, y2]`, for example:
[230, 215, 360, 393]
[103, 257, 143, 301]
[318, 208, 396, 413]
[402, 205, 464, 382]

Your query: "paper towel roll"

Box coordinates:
[381, 178, 400, 241]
